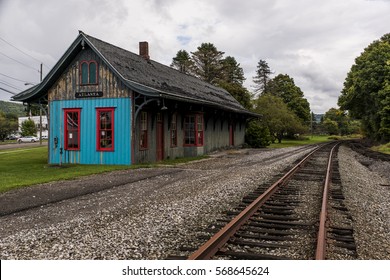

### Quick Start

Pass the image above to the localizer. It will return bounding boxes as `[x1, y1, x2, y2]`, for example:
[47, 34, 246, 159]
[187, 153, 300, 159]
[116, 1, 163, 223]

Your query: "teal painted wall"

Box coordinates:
[49, 98, 132, 165]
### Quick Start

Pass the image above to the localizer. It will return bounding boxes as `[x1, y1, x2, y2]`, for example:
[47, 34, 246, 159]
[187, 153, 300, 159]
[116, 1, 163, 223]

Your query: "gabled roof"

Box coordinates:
[12, 31, 256, 115]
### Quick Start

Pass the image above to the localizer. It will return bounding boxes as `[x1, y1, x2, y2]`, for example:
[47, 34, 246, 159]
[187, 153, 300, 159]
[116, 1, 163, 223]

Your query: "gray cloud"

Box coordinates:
[0, 0, 389, 114]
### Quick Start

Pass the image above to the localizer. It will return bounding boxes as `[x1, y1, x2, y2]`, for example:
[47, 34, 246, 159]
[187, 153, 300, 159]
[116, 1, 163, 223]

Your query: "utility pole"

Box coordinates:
[39, 63, 43, 145]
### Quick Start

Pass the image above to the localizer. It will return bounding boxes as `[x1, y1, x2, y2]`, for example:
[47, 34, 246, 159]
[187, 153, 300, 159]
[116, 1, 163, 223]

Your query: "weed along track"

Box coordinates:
[170, 142, 357, 260]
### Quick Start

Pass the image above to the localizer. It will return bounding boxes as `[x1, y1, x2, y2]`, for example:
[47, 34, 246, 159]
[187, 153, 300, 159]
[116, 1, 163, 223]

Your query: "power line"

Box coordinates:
[0, 50, 40, 72]
[0, 72, 35, 85]
[0, 36, 50, 71]
[0, 80, 23, 91]
[0, 36, 42, 64]
[0, 87, 16, 95]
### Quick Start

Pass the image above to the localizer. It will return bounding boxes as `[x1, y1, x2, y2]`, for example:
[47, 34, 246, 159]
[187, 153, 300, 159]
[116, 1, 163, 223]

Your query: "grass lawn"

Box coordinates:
[372, 142, 390, 154]
[0, 146, 209, 193]
[268, 135, 332, 148]
[0, 146, 132, 193]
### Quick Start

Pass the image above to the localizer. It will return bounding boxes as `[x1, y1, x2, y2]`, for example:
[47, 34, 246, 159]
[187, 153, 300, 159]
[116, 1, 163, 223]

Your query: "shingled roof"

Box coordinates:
[12, 31, 256, 116]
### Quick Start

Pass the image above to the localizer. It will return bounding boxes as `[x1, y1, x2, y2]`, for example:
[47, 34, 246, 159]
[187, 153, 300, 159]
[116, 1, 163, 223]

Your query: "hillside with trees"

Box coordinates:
[0, 101, 25, 117]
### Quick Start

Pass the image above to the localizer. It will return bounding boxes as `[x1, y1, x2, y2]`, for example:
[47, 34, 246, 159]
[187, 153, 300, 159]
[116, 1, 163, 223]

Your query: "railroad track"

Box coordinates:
[172, 142, 357, 260]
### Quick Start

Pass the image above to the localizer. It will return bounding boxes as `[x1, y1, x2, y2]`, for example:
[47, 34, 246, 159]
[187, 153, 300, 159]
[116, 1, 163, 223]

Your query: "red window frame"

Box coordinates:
[80, 60, 98, 85]
[96, 108, 115, 151]
[64, 108, 81, 150]
[171, 113, 177, 147]
[184, 113, 204, 146]
[139, 111, 148, 150]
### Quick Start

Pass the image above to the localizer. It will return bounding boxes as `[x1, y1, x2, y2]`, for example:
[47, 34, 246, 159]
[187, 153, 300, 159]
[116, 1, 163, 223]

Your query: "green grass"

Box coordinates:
[268, 135, 332, 148]
[372, 142, 390, 154]
[0, 147, 208, 193]
[0, 147, 131, 193]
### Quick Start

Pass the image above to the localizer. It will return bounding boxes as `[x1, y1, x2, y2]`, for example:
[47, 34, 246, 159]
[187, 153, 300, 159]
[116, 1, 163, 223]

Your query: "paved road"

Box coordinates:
[0, 141, 47, 150]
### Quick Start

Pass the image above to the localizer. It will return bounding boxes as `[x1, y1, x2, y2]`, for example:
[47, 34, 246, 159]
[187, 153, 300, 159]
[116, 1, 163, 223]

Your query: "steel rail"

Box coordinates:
[188, 144, 326, 260]
[315, 143, 338, 260]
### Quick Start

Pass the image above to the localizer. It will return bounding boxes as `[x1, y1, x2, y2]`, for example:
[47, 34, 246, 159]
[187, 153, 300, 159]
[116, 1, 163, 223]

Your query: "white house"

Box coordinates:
[18, 116, 48, 138]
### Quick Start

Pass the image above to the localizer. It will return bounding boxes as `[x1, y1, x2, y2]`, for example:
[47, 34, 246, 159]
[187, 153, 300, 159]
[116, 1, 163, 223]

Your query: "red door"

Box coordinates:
[229, 122, 234, 146]
[156, 113, 164, 161]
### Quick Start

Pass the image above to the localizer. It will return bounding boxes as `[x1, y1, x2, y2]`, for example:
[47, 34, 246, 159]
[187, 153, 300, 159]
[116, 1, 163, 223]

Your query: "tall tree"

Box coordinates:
[218, 56, 252, 109]
[190, 43, 225, 84]
[253, 59, 272, 95]
[338, 33, 390, 142]
[171, 50, 193, 74]
[267, 74, 311, 125]
[220, 56, 245, 85]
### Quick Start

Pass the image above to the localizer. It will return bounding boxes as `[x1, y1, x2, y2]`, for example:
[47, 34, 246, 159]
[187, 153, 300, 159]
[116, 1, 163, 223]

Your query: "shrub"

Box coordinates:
[245, 120, 271, 148]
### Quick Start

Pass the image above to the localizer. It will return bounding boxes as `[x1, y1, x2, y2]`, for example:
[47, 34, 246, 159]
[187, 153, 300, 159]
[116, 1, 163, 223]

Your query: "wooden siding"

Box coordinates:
[134, 109, 246, 163]
[48, 48, 132, 101]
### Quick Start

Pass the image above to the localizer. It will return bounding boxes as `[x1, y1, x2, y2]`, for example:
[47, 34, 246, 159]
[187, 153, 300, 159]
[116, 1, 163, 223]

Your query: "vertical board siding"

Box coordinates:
[49, 98, 131, 165]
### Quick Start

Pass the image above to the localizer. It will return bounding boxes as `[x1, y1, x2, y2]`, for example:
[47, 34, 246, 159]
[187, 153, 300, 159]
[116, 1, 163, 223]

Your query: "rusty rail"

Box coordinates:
[315, 143, 338, 260]
[188, 144, 325, 260]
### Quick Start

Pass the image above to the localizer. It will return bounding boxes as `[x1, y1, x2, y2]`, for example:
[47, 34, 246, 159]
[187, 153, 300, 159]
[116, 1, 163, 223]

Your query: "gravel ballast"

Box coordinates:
[1, 145, 389, 260]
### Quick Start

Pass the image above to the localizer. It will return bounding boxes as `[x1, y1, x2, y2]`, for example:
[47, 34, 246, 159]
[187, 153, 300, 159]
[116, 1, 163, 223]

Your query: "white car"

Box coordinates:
[17, 136, 40, 143]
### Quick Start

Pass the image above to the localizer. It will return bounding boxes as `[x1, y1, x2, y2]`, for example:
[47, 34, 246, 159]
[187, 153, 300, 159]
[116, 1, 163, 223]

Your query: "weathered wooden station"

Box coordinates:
[13, 31, 257, 165]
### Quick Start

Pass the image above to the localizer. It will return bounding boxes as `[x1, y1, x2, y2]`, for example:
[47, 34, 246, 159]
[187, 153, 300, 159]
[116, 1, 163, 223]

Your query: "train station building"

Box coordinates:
[12, 31, 257, 165]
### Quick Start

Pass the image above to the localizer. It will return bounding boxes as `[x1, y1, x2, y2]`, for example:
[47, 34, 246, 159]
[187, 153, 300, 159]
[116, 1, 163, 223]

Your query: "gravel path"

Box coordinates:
[1, 144, 389, 260]
[338, 145, 390, 259]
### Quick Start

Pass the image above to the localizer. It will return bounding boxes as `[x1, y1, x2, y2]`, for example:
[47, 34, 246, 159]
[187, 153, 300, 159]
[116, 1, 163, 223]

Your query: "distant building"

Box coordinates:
[18, 116, 48, 138]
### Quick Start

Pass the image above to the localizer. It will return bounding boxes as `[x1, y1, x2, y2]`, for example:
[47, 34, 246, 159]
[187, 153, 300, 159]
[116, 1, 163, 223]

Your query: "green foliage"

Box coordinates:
[171, 50, 193, 74]
[190, 43, 225, 84]
[218, 82, 253, 110]
[253, 59, 272, 95]
[323, 119, 339, 135]
[0, 111, 18, 141]
[371, 142, 390, 154]
[254, 94, 307, 143]
[172, 44, 252, 110]
[338, 33, 390, 142]
[0, 101, 25, 116]
[266, 74, 311, 124]
[220, 56, 246, 85]
[322, 108, 361, 136]
[245, 120, 271, 148]
[21, 118, 37, 136]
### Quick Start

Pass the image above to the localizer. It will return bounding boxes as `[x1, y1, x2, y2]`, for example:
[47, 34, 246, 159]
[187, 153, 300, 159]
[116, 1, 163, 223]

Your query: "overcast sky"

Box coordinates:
[1, 0, 389, 113]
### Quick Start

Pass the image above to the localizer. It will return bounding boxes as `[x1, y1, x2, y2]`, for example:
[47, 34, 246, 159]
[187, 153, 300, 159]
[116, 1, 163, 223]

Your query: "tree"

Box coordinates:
[190, 43, 225, 84]
[255, 94, 306, 143]
[220, 56, 245, 85]
[338, 33, 390, 142]
[267, 74, 311, 125]
[219, 81, 252, 110]
[245, 120, 271, 148]
[20, 118, 37, 136]
[323, 119, 339, 135]
[253, 59, 272, 95]
[218, 56, 252, 110]
[0, 111, 18, 141]
[171, 50, 193, 74]
[322, 108, 362, 136]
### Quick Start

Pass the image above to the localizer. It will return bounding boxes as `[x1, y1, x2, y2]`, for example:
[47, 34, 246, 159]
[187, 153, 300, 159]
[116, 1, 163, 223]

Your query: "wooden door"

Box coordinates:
[156, 113, 164, 161]
[229, 122, 234, 146]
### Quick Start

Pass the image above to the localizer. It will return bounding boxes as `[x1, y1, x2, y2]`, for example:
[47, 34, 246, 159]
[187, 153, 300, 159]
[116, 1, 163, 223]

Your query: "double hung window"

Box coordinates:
[97, 108, 114, 151]
[64, 109, 81, 150]
[184, 113, 204, 146]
